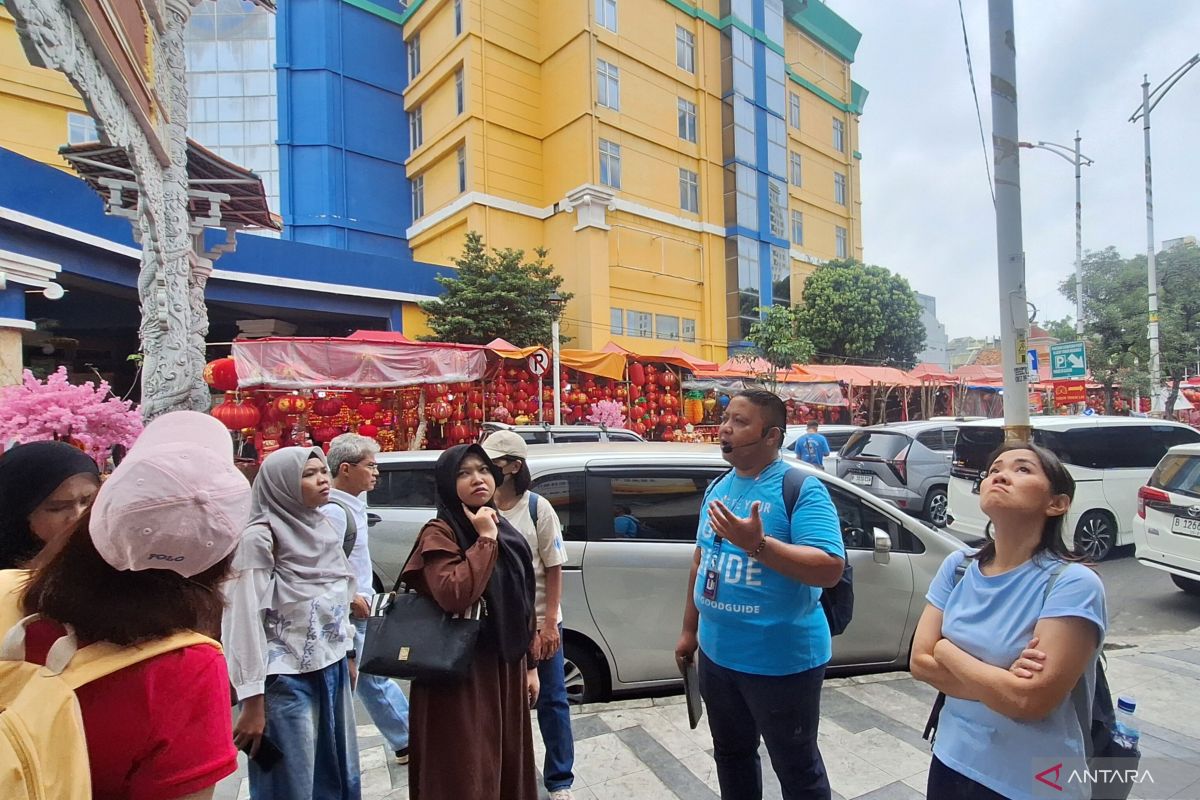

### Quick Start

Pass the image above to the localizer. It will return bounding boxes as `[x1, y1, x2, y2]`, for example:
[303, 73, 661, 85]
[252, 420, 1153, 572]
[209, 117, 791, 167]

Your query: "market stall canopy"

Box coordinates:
[486, 337, 519, 350]
[816, 365, 923, 387]
[682, 378, 847, 407]
[232, 336, 487, 389]
[600, 341, 634, 354]
[60, 140, 280, 231]
[488, 343, 627, 381]
[909, 363, 956, 381]
[953, 364, 1003, 385]
[653, 347, 719, 372]
[347, 330, 414, 343]
[702, 357, 823, 383]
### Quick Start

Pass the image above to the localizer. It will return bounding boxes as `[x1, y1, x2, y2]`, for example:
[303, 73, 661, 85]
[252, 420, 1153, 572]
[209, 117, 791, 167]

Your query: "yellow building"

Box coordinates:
[0, 4, 94, 168]
[402, 0, 866, 361]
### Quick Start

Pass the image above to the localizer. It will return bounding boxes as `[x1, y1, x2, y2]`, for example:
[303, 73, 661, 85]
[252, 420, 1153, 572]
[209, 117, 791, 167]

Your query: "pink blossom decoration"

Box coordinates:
[0, 367, 143, 466]
[585, 399, 627, 430]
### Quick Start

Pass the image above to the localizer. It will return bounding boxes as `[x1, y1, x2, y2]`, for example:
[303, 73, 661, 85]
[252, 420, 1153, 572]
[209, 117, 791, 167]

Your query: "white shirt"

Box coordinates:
[321, 488, 374, 601]
[497, 491, 567, 627]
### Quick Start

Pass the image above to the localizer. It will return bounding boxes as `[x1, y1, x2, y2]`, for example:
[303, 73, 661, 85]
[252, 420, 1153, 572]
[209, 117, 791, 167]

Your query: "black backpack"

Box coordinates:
[922, 559, 1138, 800]
[706, 466, 854, 636]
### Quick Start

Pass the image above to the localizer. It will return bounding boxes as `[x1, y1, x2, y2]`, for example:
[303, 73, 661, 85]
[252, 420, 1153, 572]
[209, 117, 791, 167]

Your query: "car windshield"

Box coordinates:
[952, 426, 1003, 477]
[1149, 454, 1200, 499]
[842, 431, 907, 460]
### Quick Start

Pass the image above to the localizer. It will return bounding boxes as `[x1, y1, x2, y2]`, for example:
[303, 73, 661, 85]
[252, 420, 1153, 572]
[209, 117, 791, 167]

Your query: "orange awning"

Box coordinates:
[488, 344, 627, 381]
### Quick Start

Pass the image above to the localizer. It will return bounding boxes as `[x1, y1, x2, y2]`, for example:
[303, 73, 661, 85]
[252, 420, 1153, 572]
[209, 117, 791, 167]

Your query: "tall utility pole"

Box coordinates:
[989, 0, 1031, 441]
[1018, 134, 1094, 335]
[1130, 55, 1200, 415]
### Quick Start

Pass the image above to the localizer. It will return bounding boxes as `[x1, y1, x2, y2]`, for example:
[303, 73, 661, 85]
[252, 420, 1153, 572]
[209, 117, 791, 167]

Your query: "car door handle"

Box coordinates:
[367, 513, 382, 527]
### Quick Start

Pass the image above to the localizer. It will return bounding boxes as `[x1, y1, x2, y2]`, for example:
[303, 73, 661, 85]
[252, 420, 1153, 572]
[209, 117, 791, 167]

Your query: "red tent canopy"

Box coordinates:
[909, 362, 955, 381]
[486, 337, 518, 350]
[346, 330, 413, 344]
[650, 346, 719, 372]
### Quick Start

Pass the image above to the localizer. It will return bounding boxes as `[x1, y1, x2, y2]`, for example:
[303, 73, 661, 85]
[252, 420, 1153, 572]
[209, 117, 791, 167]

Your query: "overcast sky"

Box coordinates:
[832, 0, 1200, 340]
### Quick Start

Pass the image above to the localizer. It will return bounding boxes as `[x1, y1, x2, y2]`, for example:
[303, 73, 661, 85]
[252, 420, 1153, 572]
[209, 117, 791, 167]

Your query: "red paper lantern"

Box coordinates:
[659, 370, 678, 388]
[203, 357, 239, 392]
[429, 401, 453, 423]
[275, 394, 309, 416]
[357, 423, 380, 438]
[312, 396, 343, 417]
[357, 401, 380, 419]
[212, 395, 260, 430]
[662, 412, 679, 427]
[450, 423, 469, 441]
[342, 393, 363, 410]
[629, 362, 646, 386]
[311, 425, 341, 443]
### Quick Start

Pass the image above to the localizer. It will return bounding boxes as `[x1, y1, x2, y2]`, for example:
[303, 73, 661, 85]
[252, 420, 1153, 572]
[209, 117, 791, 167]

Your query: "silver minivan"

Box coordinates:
[365, 443, 965, 702]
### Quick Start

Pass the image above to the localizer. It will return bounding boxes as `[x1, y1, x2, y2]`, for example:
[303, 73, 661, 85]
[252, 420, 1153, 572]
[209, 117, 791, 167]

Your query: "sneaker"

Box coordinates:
[395, 748, 409, 765]
[548, 790, 575, 800]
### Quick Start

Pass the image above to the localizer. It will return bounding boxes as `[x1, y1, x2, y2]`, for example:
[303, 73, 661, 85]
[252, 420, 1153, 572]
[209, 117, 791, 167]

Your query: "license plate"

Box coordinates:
[850, 473, 873, 486]
[1171, 515, 1200, 538]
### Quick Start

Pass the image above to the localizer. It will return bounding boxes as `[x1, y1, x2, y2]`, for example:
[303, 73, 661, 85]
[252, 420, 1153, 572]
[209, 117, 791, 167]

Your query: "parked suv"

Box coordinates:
[836, 421, 962, 527]
[480, 421, 645, 445]
[949, 416, 1200, 560]
[1134, 442, 1200, 595]
[366, 443, 964, 703]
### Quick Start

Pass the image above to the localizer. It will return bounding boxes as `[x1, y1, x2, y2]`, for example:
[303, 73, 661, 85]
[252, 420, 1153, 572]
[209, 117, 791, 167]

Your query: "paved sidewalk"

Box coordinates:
[216, 629, 1200, 799]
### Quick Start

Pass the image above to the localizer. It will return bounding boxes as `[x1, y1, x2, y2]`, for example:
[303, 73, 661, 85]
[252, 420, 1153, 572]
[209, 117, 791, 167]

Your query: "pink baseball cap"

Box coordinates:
[89, 410, 251, 577]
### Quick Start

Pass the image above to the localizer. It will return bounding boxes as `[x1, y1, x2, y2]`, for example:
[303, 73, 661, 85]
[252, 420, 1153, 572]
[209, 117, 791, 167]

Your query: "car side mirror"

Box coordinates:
[367, 513, 382, 528]
[872, 527, 892, 565]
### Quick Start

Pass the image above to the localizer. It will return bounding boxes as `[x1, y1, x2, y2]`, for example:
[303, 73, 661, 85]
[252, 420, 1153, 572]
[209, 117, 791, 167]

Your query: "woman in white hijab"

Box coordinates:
[223, 446, 360, 800]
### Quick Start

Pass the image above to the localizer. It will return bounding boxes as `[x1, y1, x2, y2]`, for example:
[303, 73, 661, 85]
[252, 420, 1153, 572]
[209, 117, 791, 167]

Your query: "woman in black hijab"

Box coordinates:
[401, 444, 538, 800]
[0, 441, 101, 569]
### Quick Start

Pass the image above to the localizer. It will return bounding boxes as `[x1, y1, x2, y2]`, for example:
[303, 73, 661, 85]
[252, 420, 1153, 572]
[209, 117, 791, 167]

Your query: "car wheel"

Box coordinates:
[1074, 511, 1115, 561]
[1171, 574, 1200, 595]
[562, 640, 608, 705]
[924, 487, 950, 528]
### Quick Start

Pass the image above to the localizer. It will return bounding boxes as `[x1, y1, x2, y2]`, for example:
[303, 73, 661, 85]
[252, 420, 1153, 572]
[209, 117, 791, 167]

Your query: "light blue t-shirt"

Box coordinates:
[927, 549, 1107, 800]
[793, 432, 831, 466]
[694, 460, 845, 676]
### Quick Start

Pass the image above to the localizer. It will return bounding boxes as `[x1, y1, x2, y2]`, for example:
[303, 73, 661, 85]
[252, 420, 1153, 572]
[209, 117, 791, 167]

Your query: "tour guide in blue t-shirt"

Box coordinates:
[675, 390, 846, 800]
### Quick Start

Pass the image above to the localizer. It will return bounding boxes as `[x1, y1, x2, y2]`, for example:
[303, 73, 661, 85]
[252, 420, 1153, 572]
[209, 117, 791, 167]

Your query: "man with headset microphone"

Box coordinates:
[675, 390, 845, 800]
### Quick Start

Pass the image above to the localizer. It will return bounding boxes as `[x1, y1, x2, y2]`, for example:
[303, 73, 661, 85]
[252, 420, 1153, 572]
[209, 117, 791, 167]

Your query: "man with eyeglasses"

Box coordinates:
[322, 433, 411, 764]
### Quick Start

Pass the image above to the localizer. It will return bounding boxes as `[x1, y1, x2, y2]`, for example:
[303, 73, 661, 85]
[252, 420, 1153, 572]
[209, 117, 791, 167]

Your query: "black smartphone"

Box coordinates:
[240, 734, 284, 772]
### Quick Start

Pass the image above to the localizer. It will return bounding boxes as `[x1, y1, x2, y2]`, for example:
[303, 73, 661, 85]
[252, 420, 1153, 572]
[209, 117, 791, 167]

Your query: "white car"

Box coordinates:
[948, 416, 1200, 560]
[1134, 442, 1200, 595]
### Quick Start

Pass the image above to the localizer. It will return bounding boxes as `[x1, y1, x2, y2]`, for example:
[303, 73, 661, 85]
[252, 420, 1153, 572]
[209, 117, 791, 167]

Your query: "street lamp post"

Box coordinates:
[1129, 54, 1200, 414]
[548, 291, 565, 425]
[1018, 134, 1094, 335]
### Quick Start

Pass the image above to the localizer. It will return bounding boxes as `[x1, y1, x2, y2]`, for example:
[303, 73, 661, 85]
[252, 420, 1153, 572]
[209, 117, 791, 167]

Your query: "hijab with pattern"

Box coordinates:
[432, 444, 535, 664]
[233, 446, 353, 606]
[0, 441, 100, 569]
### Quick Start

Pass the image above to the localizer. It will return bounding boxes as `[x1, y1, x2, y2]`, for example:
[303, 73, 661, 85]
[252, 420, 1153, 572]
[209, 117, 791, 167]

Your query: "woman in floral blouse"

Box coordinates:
[223, 447, 360, 800]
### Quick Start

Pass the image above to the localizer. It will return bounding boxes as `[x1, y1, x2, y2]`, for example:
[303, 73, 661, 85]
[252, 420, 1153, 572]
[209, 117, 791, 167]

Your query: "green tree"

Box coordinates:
[1156, 243, 1200, 416]
[794, 259, 926, 368]
[419, 231, 572, 346]
[745, 304, 814, 388]
[1041, 315, 1077, 341]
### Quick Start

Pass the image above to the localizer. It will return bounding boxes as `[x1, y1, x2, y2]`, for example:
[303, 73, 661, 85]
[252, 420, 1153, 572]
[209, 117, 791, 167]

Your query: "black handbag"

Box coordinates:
[358, 535, 486, 682]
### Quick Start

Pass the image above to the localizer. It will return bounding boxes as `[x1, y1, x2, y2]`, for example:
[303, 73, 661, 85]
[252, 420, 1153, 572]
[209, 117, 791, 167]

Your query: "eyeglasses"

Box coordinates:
[355, 462, 380, 473]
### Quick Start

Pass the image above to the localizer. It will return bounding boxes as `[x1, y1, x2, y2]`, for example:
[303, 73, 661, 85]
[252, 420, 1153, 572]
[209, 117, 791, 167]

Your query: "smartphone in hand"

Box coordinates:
[240, 733, 284, 771]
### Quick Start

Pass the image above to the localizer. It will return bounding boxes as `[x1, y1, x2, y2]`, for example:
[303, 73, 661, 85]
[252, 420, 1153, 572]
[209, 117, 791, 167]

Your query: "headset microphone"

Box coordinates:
[719, 427, 777, 453]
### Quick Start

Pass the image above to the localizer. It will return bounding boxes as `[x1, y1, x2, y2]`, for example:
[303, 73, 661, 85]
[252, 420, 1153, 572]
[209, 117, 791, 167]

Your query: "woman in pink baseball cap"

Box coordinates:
[0, 410, 253, 800]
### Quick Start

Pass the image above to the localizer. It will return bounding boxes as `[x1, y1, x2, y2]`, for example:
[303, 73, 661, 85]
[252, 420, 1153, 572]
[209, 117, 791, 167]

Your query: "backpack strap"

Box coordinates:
[328, 498, 358, 558]
[1040, 560, 1097, 757]
[923, 556, 971, 744]
[527, 491, 540, 528]
[782, 466, 806, 522]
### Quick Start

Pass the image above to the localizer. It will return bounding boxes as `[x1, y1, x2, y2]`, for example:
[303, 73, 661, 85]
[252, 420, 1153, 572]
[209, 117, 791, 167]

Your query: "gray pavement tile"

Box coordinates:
[1158, 649, 1200, 668]
[1138, 731, 1200, 763]
[615, 726, 720, 800]
[1170, 776, 1200, 800]
[854, 781, 925, 800]
[572, 713, 614, 742]
[1135, 652, 1200, 680]
[885, 677, 939, 706]
[1139, 718, 1200, 757]
[820, 690, 934, 752]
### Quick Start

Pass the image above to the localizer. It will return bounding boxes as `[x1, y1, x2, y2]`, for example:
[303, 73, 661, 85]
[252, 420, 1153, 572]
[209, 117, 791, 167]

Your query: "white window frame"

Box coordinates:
[67, 112, 98, 145]
[597, 59, 620, 110]
[410, 106, 423, 150]
[677, 97, 697, 143]
[676, 26, 695, 73]
[682, 318, 696, 342]
[610, 307, 624, 334]
[835, 225, 848, 258]
[679, 167, 699, 213]
[596, 0, 617, 32]
[789, 152, 802, 187]
[833, 117, 846, 152]
[791, 209, 803, 246]
[455, 68, 465, 115]
[412, 174, 425, 220]
[408, 33, 421, 77]
[834, 172, 847, 205]
[655, 314, 681, 341]
[457, 146, 467, 193]
[599, 139, 621, 189]
[788, 91, 801, 129]
[626, 309, 651, 338]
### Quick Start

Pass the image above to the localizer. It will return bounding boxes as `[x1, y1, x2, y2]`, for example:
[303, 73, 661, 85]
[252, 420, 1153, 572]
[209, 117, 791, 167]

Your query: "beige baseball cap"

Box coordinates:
[481, 430, 528, 461]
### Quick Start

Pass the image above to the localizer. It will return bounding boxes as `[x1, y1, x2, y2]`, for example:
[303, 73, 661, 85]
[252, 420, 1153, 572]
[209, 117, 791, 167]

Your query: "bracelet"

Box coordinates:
[750, 535, 768, 558]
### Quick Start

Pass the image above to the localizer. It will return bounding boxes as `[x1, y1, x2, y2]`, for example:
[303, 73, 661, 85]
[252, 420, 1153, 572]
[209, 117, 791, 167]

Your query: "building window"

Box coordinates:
[677, 97, 697, 143]
[410, 106, 423, 150]
[676, 26, 695, 72]
[764, 49, 785, 116]
[731, 95, 756, 165]
[789, 152, 802, 187]
[766, 115, 786, 179]
[682, 318, 696, 342]
[730, 27, 753, 96]
[835, 225, 848, 258]
[597, 60, 620, 110]
[767, 179, 786, 239]
[788, 92, 801, 129]
[834, 172, 847, 205]
[733, 162, 756, 229]
[596, 0, 617, 32]
[599, 139, 621, 188]
[412, 175, 425, 220]
[656, 315, 680, 340]
[626, 309, 651, 338]
[610, 308, 624, 334]
[455, 69, 465, 115]
[791, 209, 803, 246]
[408, 33, 421, 78]
[454, 0, 463, 36]
[771, 246, 790, 306]
[833, 117, 846, 152]
[679, 168, 699, 213]
[457, 146, 467, 193]
[67, 112, 98, 144]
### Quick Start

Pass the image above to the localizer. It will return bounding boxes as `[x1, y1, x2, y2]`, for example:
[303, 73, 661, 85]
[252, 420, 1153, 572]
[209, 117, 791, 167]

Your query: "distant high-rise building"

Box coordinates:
[915, 292, 948, 369]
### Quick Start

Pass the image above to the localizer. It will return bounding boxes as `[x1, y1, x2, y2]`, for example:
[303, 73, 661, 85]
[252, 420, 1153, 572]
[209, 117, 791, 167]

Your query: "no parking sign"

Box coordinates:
[527, 349, 551, 376]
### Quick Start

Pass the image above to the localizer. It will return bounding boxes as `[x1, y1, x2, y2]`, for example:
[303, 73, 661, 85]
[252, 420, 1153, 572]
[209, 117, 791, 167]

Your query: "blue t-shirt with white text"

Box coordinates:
[927, 549, 1107, 800]
[694, 460, 845, 676]
[793, 433, 831, 466]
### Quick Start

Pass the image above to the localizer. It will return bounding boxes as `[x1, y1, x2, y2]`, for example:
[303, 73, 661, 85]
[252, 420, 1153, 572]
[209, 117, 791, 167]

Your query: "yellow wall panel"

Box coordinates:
[401, 301, 435, 339]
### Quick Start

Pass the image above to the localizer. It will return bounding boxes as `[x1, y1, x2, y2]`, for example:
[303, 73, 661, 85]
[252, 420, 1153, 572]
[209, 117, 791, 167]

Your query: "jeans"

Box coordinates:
[927, 756, 1009, 799]
[698, 650, 830, 800]
[536, 624, 575, 791]
[353, 618, 410, 751]
[249, 659, 361, 800]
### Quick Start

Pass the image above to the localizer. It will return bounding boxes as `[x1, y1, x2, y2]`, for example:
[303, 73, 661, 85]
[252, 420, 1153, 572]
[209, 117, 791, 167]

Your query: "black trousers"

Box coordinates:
[698, 649, 830, 800]
[927, 755, 1011, 800]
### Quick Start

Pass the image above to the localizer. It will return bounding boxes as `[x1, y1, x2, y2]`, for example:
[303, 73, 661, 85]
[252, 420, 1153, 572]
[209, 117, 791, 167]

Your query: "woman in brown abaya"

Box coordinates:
[402, 443, 539, 800]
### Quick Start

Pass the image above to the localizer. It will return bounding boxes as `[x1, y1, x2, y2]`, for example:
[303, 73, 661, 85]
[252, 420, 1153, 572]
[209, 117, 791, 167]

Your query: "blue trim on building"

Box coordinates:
[0, 285, 24, 320]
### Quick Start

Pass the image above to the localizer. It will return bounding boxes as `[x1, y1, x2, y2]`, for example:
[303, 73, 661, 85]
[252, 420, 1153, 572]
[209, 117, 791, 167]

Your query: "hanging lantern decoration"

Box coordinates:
[211, 394, 261, 431]
[357, 401, 381, 420]
[342, 392, 363, 411]
[659, 370, 678, 389]
[311, 396, 343, 418]
[275, 394, 310, 416]
[357, 423, 380, 439]
[629, 362, 646, 386]
[203, 357, 239, 392]
[429, 400, 454, 424]
[311, 425, 342, 444]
